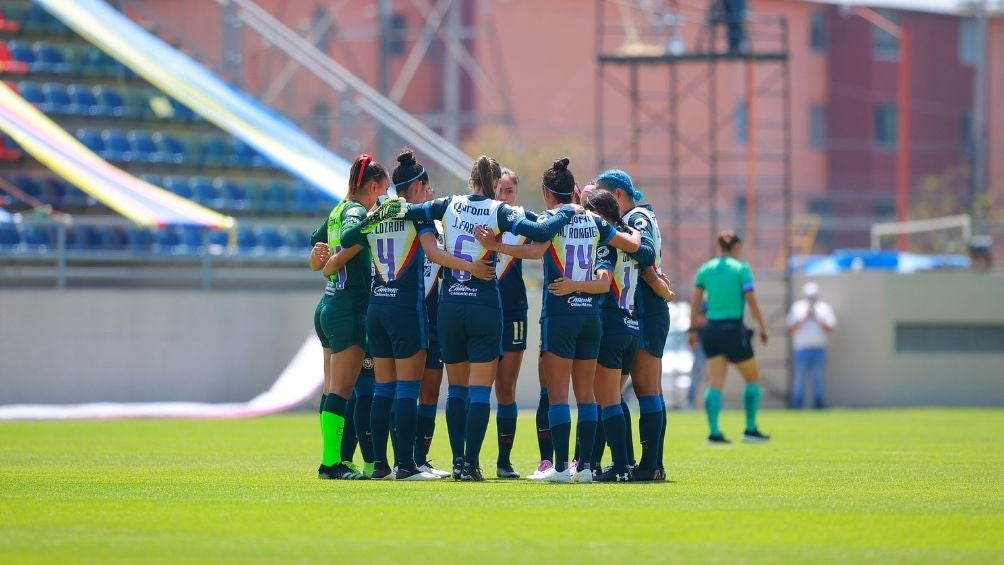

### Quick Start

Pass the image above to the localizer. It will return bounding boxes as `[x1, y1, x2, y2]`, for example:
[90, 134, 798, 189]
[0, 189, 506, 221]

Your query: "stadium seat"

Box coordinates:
[178, 224, 206, 250]
[259, 182, 289, 214]
[290, 182, 318, 214]
[60, 180, 90, 207]
[236, 226, 259, 251]
[199, 136, 227, 168]
[207, 229, 229, 248]
[139, 174, 162, 188]
[169, 98, 197, 121]
[6, 41, 35, 71]
[100, 130, 134, 163]
[68, 84, 113, 117]
[23, 4, 67, 36]
[126, 226, 153, 253]
[100, 226, 129, 251]
[80, 46, 113, 78]
[0, 134, 23, 162]
[38, 177, 68, 206]
[10, 175, 42, 201]
[152, 226, 182, 254]
[127, 130, 167, 164]
[228, 138, 268, 169]
[67, 225, 102, 250]
[123, 88, 152, 119]
[22, 223, 52, 249]
[189, 176, 222, 208]
[0, 42, 28, 74]
[162, 175, 193, 199]
[16, 81, 46, 110]
[214, 177, 248, 212]
[257, 226, 284, 251]
[152, 132, 185, 165]
[282, 228, 310, 250]
[41, 82, 83, 115]
[0, 7, 23, 33]
[0, 221, 19, 248]
[93, 86, 128, 118]
[31, 42, 70, 74]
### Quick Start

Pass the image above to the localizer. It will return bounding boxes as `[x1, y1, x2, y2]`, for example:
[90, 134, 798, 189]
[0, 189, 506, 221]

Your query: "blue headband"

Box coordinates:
[394, 169, 427, 190]
[543, 184, 573, 196]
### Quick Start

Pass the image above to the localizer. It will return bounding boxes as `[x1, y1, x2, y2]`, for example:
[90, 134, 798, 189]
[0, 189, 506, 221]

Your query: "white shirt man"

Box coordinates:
[786, 282, 836, 408]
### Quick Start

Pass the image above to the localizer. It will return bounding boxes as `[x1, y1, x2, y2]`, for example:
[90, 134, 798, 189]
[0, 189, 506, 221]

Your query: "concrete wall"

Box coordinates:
[0, 290, 318, 404]
[795, 272, 1004, 407]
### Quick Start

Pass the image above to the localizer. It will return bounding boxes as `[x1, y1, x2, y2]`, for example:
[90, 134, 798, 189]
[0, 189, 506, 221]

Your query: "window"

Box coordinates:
[313, 101, 330, 146]
[389, 13, 407, 56]
[310, 5, 332, 52]
[871, 10, 900, 60]
[873, 105, 898, 149]
[735, 101, 748, 144]
[961, 114, 974, 156]
[896, 324, 1004, 354]
[810, 11, 826, 53]
[810, 105, 827, 148]
[959, 18, 978, 66]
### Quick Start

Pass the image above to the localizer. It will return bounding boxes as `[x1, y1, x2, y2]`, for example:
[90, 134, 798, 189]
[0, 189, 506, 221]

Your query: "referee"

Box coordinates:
[688, 230, 770, 444]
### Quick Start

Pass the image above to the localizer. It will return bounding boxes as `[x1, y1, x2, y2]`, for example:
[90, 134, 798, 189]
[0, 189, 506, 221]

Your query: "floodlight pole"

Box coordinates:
[854, 7, 910, 251]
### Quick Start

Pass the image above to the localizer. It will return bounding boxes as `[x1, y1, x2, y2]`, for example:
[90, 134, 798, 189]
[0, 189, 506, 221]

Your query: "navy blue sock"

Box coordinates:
[464, 385, 492, 468]
[496, 402, 518, 466]
[370, 382, 395, 466]
[393, 380, 421, 470]
[637, 395, 662, 470]
[548, 403, 572, 472]
[354, 374, 375, 463]
[575, 403, 598, 472]
[621, 396, 636, 466]
[415, 403, 437, 465]
[536, 388, 553, 462]
[590, 408, 606, 469]
[340, 392, 358, 463]
[602, 404, 629, 470]
[657, 396, 668, 469]
[446, 385, 468, 461]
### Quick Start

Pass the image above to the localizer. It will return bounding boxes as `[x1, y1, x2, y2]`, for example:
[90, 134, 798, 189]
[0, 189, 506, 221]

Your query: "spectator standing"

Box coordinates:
[786, 282, 837, 409]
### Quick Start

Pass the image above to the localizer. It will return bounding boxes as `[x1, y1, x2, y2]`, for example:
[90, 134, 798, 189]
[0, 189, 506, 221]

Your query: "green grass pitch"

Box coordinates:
[1, 409, 1002, 563]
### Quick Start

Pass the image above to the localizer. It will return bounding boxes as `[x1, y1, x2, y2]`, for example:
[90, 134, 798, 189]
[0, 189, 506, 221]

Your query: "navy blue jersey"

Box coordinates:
[623, 204, 663, 318]
[497, 207, 538, 313]
[540, 210, 616, 317]
[404, 194, 574, 307]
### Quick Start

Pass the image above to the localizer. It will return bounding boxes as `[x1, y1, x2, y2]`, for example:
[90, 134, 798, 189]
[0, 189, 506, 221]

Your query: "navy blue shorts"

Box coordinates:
[366, 303, 428, 359]
[541, 314, 601, 360]
[597, 310, 640, 370]
[637, 306, 670, 358]
[502, 310, 529, 353]
[317, 297, 367, 353]
[700, 319, 754, 363]
[437, 302, 502, 364]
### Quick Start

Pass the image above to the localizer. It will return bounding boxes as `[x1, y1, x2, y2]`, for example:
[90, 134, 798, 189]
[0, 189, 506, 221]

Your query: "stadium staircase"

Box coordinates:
[0, 0, 345, 265]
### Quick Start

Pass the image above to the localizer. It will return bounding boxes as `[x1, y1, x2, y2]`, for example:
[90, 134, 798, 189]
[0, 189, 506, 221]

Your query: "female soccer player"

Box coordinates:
[689, 230, 770, 444]
[341, 149, 493, 480]
[479, 158, 640, 483]
[494, 167, 530, 479]
[594, 169, 673, 481]
[313, 154, 393, 480]
[579, 189, 654, 481]
[381, 154, 577, 481]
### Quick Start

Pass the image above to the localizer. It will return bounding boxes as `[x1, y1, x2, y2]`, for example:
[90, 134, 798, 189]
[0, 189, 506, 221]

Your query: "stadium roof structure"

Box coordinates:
[799, 0, 1004, 16]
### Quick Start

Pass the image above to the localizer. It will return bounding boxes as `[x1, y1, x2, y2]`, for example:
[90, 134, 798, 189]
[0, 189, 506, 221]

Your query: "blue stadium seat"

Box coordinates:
[100, 226, 128, 251]
[169, 98, 197, 121]
[208, 230, 229, 248]
[228, 138, 268, 169]
[179, 225, 206, 250]
[7, 41, 35, 70]
[10, 175, 42, 201]
[189, 176, 221, 208]
[31, 42, 70, 74]
[283, 228, 310, 250]
[93, 86, 127, 118]
[100, 130, 134, 163]
[0, 222, 20, 248]
[236, 226, 259, 251]
[68, 84, 112, 117]
[42, 82, 82, 116]
[163, 175, 193, 199]
[38, 177, 68, 206]
[214, 178, 248, 212]
[152, 133, 185, 165]
[139, 174, 162, 188]
[290, 182, 318, 214]
[257, 226, 284, 251]
[23, 224, 52, 249]
[24, 4, 68, 36]
[126, 226, 153, 253]
[152, 226, 182, 254]
[16, 81, 46, 110]
[75, 128, 107, 158]
[67, 225, 102, 250]
[199, 136, 227, 168]
[259, 182, 288, 213]
[127, 130, 166, 164]
[60, 181, 90, 207]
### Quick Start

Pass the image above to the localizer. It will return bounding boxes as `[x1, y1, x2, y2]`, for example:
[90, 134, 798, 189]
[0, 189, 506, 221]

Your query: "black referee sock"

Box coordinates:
[339, 392, 358, 463]
[536, 388, 553, 462]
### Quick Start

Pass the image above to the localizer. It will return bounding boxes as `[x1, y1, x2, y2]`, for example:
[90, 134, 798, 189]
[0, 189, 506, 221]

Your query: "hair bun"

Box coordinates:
[397, 149, 417, 166]
[553, 157, 570, 171]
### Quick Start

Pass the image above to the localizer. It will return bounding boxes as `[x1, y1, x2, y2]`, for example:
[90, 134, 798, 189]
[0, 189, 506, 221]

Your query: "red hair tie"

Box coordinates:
[355, 154, 373, 188]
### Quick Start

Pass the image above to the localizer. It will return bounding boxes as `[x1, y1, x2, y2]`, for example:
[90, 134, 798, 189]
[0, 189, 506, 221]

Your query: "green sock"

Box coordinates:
[704, 388, 722, 436]
[363, 461, 375, 476]
[744, 383, 761, 432]
[320, 394, 347, 467]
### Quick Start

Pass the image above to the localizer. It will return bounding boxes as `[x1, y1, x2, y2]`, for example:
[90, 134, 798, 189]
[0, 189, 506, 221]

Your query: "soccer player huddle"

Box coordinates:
[308, 150, 769, 483]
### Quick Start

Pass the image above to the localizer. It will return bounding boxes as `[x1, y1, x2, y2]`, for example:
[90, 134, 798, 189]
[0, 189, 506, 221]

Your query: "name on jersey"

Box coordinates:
[369, 220, 406, 235]
[449, 217, 486, 235]
[373, 285, 399, 298]
[567, 295, 594, 307]
[448, 282, 479, 297]
[562, 226, 598, 239]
